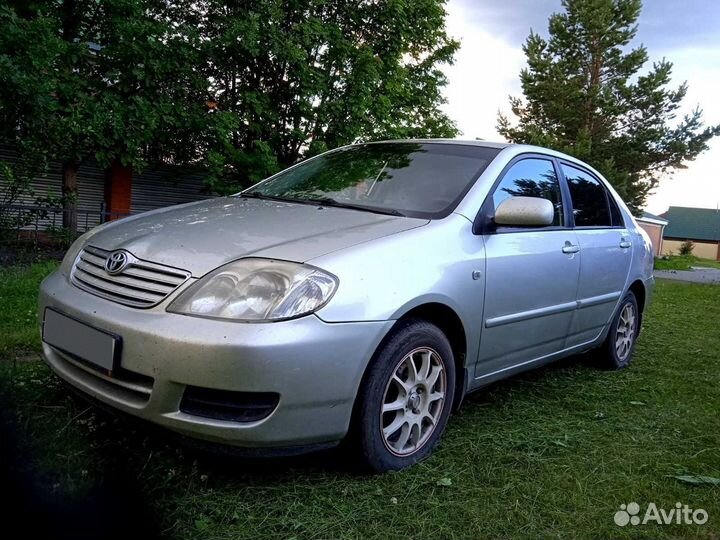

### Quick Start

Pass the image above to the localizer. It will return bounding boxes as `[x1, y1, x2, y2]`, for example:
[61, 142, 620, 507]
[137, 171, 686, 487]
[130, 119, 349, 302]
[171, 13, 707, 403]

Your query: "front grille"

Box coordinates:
[71, 245, 190, 308]
[180, 386, 280, 423]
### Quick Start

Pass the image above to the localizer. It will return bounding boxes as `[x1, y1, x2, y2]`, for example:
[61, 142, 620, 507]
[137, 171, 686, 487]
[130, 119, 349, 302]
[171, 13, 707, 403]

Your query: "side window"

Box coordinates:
[608, 192, 625, 227]
[562, 164, 611, 227]
[491, 158, 564, 227]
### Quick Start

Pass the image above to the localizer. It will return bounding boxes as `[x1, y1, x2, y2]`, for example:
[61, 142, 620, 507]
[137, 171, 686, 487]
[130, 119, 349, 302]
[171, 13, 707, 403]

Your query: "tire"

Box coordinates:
[354, 319, 456, 472]
[595, 291, 640, 370]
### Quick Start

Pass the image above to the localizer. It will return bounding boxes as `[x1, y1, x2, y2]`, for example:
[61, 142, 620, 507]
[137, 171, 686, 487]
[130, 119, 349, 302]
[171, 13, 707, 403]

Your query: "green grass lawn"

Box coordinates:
[1, 262, 719, 539]
[654, 255, 720, 271]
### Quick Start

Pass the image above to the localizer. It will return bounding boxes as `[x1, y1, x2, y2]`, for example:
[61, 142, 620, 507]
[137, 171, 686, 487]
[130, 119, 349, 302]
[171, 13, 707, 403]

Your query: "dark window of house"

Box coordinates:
[492, 158, 564, 227]
[562, 164, 611, 227]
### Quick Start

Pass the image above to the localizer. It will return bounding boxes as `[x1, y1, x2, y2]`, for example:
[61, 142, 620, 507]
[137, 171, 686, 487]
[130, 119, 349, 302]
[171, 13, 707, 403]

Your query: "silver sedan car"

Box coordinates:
[39, 140, 654, 471]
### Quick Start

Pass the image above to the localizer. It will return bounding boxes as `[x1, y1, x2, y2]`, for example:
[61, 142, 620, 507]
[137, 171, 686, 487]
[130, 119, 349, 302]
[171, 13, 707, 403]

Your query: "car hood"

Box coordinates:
[87, 197, 428, 276]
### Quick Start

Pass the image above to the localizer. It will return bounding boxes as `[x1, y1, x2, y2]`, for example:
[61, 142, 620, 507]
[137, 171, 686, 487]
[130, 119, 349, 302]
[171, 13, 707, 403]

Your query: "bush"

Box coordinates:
[679, 240, 695, 256]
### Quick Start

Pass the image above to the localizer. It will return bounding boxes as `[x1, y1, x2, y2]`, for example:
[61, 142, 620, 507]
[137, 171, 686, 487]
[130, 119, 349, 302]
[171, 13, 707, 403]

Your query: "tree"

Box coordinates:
[497, 0, 720, 212]
[678, 240, 694, 256]
[199, 0, 459, 192]
[0, 1, 229, 233]
[1, 0, 459, 224]
[0, 4, 62, 227]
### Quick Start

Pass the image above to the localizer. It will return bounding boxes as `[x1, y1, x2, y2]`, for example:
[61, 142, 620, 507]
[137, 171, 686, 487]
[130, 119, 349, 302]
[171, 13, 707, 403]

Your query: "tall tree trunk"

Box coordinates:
[62, 161, 79, 234]
[60, 1, 81, 236]
[60, 0, 80, 40]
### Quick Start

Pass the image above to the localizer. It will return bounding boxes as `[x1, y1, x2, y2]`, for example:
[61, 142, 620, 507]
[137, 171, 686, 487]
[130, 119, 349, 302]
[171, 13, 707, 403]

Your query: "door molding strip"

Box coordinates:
[485, 291, 622, 328]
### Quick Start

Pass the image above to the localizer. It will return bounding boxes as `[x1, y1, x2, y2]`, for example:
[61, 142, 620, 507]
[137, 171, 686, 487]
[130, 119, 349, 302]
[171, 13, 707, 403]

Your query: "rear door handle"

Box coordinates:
[619, 238, 632, 249]
[562, 242, 580, 254]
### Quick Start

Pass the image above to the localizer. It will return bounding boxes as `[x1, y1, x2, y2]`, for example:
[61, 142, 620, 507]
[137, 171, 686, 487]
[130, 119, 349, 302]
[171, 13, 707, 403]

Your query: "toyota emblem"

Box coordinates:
[105, 250, 130, 275]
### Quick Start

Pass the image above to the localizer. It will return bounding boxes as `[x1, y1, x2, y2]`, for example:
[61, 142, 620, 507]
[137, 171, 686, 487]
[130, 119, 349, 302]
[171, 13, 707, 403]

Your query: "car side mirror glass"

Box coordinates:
[493, 196, 554, 227]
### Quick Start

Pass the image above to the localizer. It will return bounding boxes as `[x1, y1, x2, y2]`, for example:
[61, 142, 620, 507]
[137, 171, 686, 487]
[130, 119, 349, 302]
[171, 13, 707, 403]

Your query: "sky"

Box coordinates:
[441, 0, 720, 215]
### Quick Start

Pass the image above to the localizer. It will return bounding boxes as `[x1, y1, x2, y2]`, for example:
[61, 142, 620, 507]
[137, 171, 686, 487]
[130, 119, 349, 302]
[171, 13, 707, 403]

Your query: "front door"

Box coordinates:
[474, 157, 581, 379]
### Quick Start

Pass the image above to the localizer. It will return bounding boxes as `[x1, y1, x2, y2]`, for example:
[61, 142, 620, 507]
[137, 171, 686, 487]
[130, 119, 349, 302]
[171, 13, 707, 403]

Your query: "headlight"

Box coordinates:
[167, 258, 338, 322]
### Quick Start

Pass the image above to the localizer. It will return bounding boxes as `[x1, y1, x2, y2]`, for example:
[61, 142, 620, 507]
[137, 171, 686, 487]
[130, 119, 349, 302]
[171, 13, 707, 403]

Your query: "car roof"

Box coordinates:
[366, 139, 596, 171]
[367, 138, 511, 150]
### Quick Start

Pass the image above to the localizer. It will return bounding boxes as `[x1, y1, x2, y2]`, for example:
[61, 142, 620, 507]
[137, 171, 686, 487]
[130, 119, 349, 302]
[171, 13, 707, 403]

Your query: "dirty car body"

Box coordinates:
[39, 141, 654, 470]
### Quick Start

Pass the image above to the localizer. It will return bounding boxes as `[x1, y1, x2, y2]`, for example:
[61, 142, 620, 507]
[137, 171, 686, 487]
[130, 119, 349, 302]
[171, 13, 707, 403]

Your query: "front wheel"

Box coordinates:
[355, 319, 455, 472]
[595, 291, 640, 370]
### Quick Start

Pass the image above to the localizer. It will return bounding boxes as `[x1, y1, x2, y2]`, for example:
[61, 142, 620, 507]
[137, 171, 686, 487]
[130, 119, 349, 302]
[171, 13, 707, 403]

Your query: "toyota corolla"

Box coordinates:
[39, 140, 654, 471]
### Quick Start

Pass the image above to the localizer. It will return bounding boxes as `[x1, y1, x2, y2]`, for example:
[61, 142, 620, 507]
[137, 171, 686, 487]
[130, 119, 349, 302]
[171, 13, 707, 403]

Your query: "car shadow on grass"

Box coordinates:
[77, 350, 600, 479]
[0, 389, 161, 540]
[460, 350, 598, 406]
[1, 349, 611, 539]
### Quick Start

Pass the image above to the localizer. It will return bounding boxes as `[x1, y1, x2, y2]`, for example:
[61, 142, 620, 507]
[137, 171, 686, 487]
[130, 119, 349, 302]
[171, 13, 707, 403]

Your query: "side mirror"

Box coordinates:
[494, 196, 554, 227]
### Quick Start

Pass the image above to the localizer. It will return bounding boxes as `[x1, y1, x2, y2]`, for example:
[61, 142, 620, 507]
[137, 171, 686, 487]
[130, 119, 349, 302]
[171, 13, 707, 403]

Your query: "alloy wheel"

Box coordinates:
[380, 347, 446, 456]
[615, 302, 636, 361]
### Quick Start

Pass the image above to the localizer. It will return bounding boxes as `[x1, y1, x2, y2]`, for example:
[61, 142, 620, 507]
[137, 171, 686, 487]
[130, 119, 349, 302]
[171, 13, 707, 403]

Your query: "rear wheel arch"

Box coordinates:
[627, 279, 646, 335]
[594, 289, 640, 370]
[600, 280, 646, 344]
[628, 279, 646, 314]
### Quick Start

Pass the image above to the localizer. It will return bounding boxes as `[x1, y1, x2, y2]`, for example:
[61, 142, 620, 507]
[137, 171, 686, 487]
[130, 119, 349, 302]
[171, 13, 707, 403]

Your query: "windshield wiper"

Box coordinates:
[240, 191, 296, 203]
[306, 197, 405, 217]
[241, 191, 405, 217]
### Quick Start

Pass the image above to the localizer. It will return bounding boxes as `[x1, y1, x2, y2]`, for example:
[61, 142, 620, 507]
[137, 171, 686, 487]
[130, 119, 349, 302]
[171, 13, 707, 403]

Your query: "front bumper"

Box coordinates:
[39, 270, 393, 448]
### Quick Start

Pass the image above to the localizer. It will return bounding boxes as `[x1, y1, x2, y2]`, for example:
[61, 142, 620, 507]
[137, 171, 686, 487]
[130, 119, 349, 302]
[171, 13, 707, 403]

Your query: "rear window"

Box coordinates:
[562, 164, 612, 227]
[608, 192, 625, 227]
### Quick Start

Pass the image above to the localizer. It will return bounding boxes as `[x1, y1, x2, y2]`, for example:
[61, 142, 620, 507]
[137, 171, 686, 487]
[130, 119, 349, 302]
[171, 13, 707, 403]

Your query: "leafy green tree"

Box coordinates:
[199, 0, 459, 192]
[497, 0, 720, 212]
[0, 5, 62, 227]
[2, 0, 459, 226]
[89, 1, 234, 169]
[1, 1, 229, 232]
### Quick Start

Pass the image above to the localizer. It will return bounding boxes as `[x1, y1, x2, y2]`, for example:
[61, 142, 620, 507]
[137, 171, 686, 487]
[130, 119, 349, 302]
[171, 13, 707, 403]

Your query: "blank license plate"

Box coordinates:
[42, 308, 121, 372]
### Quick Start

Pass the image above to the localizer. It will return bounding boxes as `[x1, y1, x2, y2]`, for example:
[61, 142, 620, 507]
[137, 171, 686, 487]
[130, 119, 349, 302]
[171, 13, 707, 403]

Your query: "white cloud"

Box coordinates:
[441, 0, 720, 214]
[644, 46, 720, 214]
[441, 0, 526, 140]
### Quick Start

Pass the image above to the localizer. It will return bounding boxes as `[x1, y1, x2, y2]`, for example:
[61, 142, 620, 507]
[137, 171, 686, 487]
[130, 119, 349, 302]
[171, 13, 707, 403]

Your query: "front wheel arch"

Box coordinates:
[391, 303, 467, 411]
[350, 318, 457, 471]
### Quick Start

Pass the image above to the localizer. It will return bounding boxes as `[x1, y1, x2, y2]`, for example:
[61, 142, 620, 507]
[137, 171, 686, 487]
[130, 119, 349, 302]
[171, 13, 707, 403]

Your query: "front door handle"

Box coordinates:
[619, 238, 632, 249]
[562, 242, 580, 254]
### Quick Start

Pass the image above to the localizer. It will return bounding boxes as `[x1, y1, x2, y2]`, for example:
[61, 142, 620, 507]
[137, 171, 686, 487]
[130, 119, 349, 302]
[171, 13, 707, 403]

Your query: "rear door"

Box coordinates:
[561, 163, 632, 347]
[475, 156, 581, 378]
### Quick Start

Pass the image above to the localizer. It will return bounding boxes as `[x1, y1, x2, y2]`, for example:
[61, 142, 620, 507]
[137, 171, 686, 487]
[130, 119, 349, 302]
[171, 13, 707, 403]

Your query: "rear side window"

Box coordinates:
[492, 158, 564, 227]
[608, 192, 625, 227]
[562, 164, 611, 227]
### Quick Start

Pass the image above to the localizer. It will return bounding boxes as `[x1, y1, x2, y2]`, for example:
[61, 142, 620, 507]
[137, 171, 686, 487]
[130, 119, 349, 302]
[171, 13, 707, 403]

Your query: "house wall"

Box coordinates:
[131, 168, 214, 213]
[1, 144, 216, 233]
[637, 221, 664, 256]
[1, 145, 106, 232]
[662, 239, 720, 260]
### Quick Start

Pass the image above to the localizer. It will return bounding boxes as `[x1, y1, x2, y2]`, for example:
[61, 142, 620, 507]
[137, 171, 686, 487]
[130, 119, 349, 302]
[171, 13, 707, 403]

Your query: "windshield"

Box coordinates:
[241, 142, 500, 218]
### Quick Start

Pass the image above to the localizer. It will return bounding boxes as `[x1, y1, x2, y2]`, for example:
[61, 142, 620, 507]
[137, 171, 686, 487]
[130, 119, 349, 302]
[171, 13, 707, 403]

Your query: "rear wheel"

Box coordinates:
[595, 291, 639, 370]
[355, 319, 455, 472]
